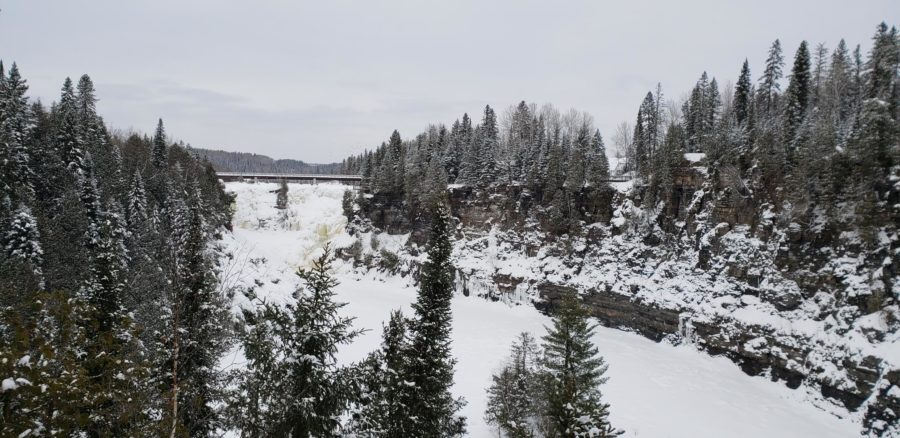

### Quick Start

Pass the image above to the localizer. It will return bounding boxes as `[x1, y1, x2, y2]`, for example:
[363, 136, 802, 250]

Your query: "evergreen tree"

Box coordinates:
[539, 291, 618, 438]
[565, 124, 591, 190]
[478, 105, 499, 189]
[811, 43, 829, 107]
[0, 63, 33, 205]
[632, 107, 647, 175]
[347, 310, 414, 437]
[389, 130, 405, 193]
[1, 291, 93, 436]
[229, 246, 360, 436]
[152, 118, 168, 169]
[586, 130, 611, 188]
[55, 78, 86, 174]
[828, 39, 855, 140]
[734, 60, 753, 125]
[758, 39, 785, 113]
[0, 206, 44, 293]
[683, 72, 713, 152]
[485, 332, 540, 438]
[79, 203, 154, 435]
[127, 170, 149, 229]
[407, 204, 466, 436]
[784, 40, 812, 166]
[166, 188, 232, 436]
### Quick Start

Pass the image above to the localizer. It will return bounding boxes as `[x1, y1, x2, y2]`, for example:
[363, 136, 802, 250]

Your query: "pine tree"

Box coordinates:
[166, 188, 232, 436]
[127, 170, 149, 229]
[811, 43, 829, 108]
[346, 309, 414, 437]
[152, 118, 168, 169]
[0, 205, 44, 293]
[3, 272, 152, 437]
[734, 60, 753, 125]
[683, 72, 712, 152]
[229, 245, 360, 436]
[389, 130, 405, 193]
[444, 120, 463, 183]
[827, 40, 855, 139]
[0, 63, 33, 204]
[784, 40, 812, 166]
[55, 78, 86, 174]
[706, 77, 722, 144]
[485, 332, 540, 438]
[1, 291, 93, 436]
[632, 107, 647, 175]
[540, 291, 619, 437]
[565, 124, 591, 190]
[79, 165, 103, 251]
[855, 23, 899, 176]
[407, 203, 466, 436]
[586, 130, 611, 188]
[478, 105, 499, 189]
[758, 39, 785, 113]
[638, 91, 657, 159]
[75, 74, 104, 155]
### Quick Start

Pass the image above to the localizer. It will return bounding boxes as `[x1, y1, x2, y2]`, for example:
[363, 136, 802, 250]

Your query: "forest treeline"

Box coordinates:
[193, 147, 341, 174]
[341, 22, 899, 244]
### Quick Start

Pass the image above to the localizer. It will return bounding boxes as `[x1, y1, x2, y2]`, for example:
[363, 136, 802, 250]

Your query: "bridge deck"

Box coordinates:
[216, 172, 630, 185]
[216, 172, 362, 183]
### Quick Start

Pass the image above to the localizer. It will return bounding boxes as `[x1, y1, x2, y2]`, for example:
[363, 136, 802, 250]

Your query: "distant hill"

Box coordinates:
[191, 147, 342, 174]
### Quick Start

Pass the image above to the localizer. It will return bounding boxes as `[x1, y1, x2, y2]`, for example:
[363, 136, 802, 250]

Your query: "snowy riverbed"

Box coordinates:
[220, 181, 859, 437]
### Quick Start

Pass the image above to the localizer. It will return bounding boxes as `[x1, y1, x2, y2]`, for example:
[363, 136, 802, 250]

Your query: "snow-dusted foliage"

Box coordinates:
[2, 206, 43, 286]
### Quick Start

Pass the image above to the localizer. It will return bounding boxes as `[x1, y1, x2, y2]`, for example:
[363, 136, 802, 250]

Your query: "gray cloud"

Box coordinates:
[1, 0, 896, 162]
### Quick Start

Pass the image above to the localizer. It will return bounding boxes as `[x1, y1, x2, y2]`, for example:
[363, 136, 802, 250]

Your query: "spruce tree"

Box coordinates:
[0, 63, 33, 204]
[229, 246, 360, 436]
[758, 39, 785, 113]
[485, 332, 540, 438]
[540, 291, 619, 437]
[407, 203, 466, 436]
[166, 188, 232, 436]
[734, 60, 753, 125]
[0, 291, 93, 436]
[586, 130, 611, 188]
[126, 170, 149, 229]
[152, 118, 168, 169]
[784, 40, 812, 165]
[388, 130, 405, 193]
[829, 39, 855, 133]
[565, 124, 591, 191]
[55, 78, 86, 174]
[0, 205, 44, 294]
[478, 105, 499, 189]
[347, 309, 414, 437]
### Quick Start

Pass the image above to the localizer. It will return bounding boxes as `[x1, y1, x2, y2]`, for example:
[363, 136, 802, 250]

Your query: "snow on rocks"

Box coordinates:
[220, 181, 868, 437]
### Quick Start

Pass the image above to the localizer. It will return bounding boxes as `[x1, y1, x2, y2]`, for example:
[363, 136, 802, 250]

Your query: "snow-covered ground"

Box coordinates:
[221, 182, 859, 437]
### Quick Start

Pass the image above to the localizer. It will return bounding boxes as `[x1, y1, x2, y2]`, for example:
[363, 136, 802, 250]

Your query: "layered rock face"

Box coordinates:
[351, 166, 900, 436]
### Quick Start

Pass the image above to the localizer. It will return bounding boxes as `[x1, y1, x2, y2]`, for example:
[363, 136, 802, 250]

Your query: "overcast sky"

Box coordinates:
[1, 1, 897, 163]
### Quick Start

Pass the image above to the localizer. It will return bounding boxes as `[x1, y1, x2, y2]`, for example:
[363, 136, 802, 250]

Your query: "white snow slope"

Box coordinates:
[221, 182, 859, 437]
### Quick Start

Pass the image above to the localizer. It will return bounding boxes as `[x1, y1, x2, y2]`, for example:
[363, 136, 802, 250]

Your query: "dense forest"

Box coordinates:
[0, 65, 236, 435]
[342, 23, 898, 250]
[193, 147, 341, 174]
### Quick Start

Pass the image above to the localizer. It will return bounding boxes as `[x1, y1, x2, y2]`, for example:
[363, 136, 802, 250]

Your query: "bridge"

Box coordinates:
[216, 171, 630, 186]
[216, 172, 362, 185]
